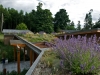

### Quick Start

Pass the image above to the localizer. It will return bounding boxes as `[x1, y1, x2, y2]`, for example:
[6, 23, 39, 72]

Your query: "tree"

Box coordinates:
[16, 23, 28, 30]
[0, 5, 3, 32]
[77, 21, 81, 30]
[18, 10, 24, 24]
[37, 2, 43, 11]
[1, 13, 4, 32]
[93, 18, 100, 28]
[35, 2, 54, 33]
[84, 9, 93, 29]
[4, 8, 19, 29]
[29, 10, 36, 31]
[54, 9, 70, 32]
[66, 21, 76, 30]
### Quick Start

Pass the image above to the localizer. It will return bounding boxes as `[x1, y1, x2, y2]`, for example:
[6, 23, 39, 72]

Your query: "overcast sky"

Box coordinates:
[0, 0, 100, 27]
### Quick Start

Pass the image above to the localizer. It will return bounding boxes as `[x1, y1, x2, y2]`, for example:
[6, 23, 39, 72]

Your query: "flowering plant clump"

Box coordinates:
[52, 35, 100, 75]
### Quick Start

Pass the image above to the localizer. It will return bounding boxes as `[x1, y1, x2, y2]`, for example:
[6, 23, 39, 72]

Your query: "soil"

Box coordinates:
[34, 42, 49, 48]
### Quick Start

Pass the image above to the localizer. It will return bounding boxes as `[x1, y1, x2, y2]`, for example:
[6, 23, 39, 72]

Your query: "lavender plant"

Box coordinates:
[52, 35, 100, 75]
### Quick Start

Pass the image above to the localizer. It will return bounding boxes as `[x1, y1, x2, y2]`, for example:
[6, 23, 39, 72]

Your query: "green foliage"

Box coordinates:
[0, 4, 100, 33]
[41, 50, 58, 67]
[84, 9, 93, 29]
[0, 69, 28, 75]
[52, 35, 100, 75]
[54, 9, 70, 32]
[41, 50, 61, 74]
[35, 3, 54, 33]
[77, 21, 81, 30]
[0, 38, 24, 62]
[0, 33, 4, 40]
[27, 10, 36, 31]
[66, 21, 76, 30]
[0, 41, 14, 62]
[93, 18, 100, 28]
[16, 23, 28, 30]
[21, 32, 55, 43]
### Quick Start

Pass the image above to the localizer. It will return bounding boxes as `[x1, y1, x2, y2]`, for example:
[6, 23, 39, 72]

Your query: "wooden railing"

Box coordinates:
[14, 34, 44, 75]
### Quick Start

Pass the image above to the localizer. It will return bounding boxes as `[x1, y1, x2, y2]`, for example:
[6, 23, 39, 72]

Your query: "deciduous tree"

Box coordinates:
[54, 9, 70, 32]
[35, 2, 54, 33]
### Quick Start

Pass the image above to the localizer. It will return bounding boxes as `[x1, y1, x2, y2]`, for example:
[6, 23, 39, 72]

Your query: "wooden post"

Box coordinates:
[30, 50, 32, 66]
[23, 47, 25, 61]
[34, 52, 38, 61]
[17, 48, 20, 74]
[32, 51, 34, 62]
[14, 46, 16, 61]
[3, 68, 6, 75]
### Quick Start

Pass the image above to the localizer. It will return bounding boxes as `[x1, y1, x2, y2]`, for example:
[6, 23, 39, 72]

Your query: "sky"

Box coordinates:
[0, 0, 100, 27]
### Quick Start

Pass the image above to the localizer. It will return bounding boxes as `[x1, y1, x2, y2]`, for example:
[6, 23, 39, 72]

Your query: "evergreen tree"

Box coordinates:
[93, 18, 100, 28]
[67, 21, 75, 30]
[77, 21, 81, 30]
[84, 9, 93, 29]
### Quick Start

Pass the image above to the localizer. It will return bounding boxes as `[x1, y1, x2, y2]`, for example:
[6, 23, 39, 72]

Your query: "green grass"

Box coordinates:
[0, 33, 4, 40]
[40, 50, 62, 74]
[20, 32, 56, 43]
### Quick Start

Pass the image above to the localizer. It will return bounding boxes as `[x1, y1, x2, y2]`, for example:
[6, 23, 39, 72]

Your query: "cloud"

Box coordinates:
[0, 0, 39, 13]
[92, 10, 100, 21]
[0, 0, 100, 27]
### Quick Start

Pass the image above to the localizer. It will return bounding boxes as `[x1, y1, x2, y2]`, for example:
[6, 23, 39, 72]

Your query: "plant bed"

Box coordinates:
[33, 42, 49, 48]
[33, 35, 100, 75]
[19, 32, 57, 43]
[18, 32, 100, 74]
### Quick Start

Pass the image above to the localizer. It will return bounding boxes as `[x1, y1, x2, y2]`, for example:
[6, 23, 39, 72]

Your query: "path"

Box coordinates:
[0, 61, 30, 72]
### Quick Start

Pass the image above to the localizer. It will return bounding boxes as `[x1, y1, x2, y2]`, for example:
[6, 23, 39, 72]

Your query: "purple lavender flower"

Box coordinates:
[91, 66, 95, 71]
[51, 35, 100, 74]
[60, 60, 64, 68]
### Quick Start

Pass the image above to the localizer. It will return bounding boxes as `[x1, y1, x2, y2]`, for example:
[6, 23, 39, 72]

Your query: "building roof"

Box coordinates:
[2, 29, 31, 34]
[56, 28, 100, 37]
[60, 30, 79, 33]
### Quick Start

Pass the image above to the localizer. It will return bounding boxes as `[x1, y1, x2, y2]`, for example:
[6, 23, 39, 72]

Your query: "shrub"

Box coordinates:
[0, 69, 28, 75]
[16, 23, 28, 30]
[52, 35, 100, 75]
[0, 41, 14, 62]
[0, 41, 24, 62]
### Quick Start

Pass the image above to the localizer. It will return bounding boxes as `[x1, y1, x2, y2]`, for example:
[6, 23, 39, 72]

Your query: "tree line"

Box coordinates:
[0, 2, 100, 33]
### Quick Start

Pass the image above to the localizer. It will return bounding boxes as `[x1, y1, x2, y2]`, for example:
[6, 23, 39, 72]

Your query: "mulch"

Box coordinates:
[34, 42, 49, 48]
